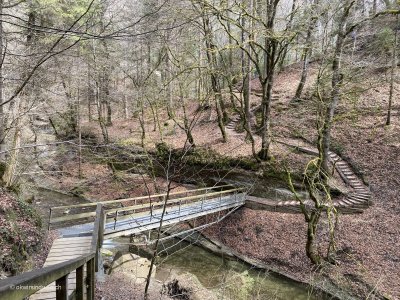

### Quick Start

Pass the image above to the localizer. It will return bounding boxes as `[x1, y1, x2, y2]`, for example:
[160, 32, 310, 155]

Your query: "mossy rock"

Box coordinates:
[70, 184, 88, 197]
[155, 143, 260, 172]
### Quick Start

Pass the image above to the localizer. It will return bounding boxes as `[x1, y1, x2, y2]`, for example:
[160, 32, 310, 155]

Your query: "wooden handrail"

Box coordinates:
[91, 204, 105, 272]
[0, 203, 105, 300]
[50, 185, 232, 210]
[0, 254, 95, 300]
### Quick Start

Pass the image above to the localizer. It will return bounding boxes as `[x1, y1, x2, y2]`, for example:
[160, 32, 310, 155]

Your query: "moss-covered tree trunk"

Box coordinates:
[201, 5, 228, 142]
[0, 0, 5, 161]
[306, 211, 322, 265]
[321, 1, 354, 173]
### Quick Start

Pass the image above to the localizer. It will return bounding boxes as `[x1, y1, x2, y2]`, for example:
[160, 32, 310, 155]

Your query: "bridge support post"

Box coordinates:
[55, 274, 68, 300]
[48, 208, 52, 231]
[86, 258, 95, 300]
[113, 210, 118, 230]
[76, 265, 84, 300]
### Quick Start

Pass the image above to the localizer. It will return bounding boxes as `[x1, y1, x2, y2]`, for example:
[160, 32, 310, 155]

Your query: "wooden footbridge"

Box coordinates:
[0, 185, 246, 300]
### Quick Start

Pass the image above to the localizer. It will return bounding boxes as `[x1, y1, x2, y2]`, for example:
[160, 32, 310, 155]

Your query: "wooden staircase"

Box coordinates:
[224, 111, 372, 213]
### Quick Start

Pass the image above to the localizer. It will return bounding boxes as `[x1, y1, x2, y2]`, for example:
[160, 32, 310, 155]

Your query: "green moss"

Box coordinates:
[17, 198, 42, 228]
[0, 192, 43, 274]
[156, 143, 261, 172]
[70, 184, 88, 197]
[118, 138, 137, 147]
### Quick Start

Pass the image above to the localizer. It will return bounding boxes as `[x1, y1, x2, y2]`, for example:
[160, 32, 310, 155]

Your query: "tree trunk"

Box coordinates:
[242, 0, 251, 135]
[144, 183, 172, 300]
[139, 97, 146, 148]
[87, 63, 93, 122]
[0, 0, 4, 161]
[259, 0, 279, 160]
[105, 83, 112, 126]
[372, 0, 377, 15]
[386, 15, 398, 126]
[294, 0, 319, 100]
[241, 0, 259, 160]
[77, 87, 83, 178]
[95, 81, 109, 143]
[306, 211, 322, 265]
[162, 47, 173, 119]
[259, 79, 274, 160]
[2, 99, 22, 187]
[320, 1, 354, 173]
[278, 0, 297, 70]
[179, 83, 195, 147]
[201, 9, 227, 142]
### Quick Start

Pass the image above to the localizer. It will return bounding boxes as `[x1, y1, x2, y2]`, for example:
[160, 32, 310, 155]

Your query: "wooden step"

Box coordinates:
[355, 191, 370, 195]
[336, 200, 349, 207]
[347, 194, 369, 201]
[350, 181, 364, 186]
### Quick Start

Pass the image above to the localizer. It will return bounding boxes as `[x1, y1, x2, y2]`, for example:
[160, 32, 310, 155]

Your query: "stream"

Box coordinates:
[103, 235, 321, 300]
[154, 239, 318, 300]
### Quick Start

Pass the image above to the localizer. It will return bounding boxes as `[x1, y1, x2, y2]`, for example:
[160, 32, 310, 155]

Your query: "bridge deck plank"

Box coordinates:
[30, 236, 91, 300]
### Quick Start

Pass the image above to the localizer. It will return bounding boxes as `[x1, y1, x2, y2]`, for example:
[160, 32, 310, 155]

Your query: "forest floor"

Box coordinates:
[78, 61, 400, 299]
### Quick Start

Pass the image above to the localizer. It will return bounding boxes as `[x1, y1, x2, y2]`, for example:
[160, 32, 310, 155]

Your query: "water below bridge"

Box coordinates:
[105, 235, 321, 300]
